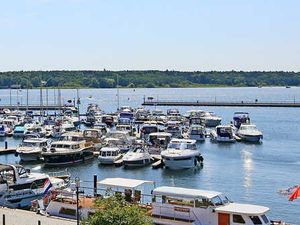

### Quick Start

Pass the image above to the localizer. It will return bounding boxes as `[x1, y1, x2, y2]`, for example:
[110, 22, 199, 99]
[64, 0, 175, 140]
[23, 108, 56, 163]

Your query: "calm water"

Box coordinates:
[0, 87, 299, 224]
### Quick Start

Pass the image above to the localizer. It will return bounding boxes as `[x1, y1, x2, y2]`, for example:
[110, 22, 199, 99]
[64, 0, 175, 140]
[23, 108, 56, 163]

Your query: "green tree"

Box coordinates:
[86, 194, 152, 225]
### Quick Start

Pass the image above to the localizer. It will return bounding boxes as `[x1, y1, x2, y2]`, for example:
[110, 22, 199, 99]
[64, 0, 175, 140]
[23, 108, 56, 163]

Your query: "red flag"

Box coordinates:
[289, 185, 300, 201]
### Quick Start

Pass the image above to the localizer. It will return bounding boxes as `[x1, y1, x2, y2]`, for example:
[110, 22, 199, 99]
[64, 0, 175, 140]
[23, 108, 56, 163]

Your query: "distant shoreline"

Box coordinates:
[0, 70, 299, 89]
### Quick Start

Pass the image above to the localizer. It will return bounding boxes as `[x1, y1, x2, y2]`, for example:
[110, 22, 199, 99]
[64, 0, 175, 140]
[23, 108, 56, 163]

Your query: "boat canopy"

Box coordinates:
[215, 203, 269, 215]
[98, 178, 155, 189]
[153, 186, 221, 199]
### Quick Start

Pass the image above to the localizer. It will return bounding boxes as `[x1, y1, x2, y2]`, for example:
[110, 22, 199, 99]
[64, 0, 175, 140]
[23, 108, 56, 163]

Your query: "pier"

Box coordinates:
[142, 100, 300, 107]
[0, 104, 69, 111]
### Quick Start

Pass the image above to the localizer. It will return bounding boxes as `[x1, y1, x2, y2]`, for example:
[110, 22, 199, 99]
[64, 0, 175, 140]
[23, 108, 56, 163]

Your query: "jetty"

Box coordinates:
[142, 100, 300, 107]
[0, 104, 69, 111]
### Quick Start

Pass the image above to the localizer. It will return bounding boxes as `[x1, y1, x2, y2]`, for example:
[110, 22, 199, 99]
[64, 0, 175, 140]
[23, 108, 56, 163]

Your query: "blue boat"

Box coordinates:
[13, 125, 26, 138]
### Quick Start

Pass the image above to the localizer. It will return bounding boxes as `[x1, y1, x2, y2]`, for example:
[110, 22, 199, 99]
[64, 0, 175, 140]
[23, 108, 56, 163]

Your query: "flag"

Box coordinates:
[43, 179, 53, 195]
[289, 185, 300, 201]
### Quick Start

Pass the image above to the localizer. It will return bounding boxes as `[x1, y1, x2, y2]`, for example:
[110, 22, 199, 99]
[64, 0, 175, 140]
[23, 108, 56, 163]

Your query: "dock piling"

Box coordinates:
[3, 214, 5, 225]
[4, 142, 7, 150]
[93, 174, 97, 197]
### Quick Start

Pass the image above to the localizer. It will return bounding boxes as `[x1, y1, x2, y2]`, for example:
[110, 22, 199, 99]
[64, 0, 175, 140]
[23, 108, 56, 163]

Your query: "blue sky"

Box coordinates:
[0, 0, 299, 71]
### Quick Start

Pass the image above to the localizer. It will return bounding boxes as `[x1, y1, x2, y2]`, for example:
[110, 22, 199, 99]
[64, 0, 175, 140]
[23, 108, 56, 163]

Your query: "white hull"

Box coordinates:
[237, 134, 262, 142]
[123, 158, 151, 167]
[98, 155, 122, 165]
[163, 157, 199, 170]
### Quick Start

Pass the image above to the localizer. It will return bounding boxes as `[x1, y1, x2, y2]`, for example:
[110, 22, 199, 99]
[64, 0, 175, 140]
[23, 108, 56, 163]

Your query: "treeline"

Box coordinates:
[0, 70, 299, 88]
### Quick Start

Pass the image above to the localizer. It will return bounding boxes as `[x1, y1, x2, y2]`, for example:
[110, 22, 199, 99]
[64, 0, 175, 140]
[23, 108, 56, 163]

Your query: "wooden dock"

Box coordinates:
[142, 101, 300, 107]
[0, 148, 16, 155]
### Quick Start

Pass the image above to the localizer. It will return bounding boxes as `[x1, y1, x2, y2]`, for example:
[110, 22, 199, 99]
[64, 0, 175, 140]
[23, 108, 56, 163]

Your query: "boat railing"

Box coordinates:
[154, 204, 202, 224]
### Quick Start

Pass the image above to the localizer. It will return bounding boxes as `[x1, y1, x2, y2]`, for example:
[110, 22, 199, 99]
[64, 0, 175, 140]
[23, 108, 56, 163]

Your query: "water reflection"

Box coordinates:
[241, 147, 254, 198]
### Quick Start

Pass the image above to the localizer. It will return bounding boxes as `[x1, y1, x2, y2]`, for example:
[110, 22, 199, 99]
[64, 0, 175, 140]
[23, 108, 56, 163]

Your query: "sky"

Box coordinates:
[0, 0, 299, 72]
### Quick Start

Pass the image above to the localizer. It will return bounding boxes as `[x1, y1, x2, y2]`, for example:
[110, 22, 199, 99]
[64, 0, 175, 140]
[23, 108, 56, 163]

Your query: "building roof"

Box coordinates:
[153, 186, 221, 199]
[98, 178, 154, 189]
[215, 203, 269, 215]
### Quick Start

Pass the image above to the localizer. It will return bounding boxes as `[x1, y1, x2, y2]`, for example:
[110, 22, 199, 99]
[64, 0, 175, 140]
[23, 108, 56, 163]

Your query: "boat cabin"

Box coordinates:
[168, 139, 197, 150]
[98, 178, 155, 204]
[152, 186, 271, 225]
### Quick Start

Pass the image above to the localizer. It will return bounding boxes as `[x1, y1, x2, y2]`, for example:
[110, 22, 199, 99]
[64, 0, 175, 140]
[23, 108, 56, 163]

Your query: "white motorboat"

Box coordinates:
[237, 124, 263, 143]
[211, 125, 236, 143]
[161, 139, 203, 170]
[165, 121, 182, 138]
[200, 111, 222, 127]
[152, 186, 274, 225]
[16, 138, 48, 161]
[188, 124, 205, 141]
[0, 164, 52, 209]
[123, 148, 151, 167]
[147, 132, 172, 155]
[98, 147, 123, 165]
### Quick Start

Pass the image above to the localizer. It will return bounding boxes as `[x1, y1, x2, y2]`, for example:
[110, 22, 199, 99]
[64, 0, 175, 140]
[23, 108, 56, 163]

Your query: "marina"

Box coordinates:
[0, 87, 299, 224]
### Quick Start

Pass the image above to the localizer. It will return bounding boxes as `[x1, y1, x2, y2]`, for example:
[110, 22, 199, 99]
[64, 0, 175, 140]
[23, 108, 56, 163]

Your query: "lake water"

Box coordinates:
[0, 87, 299, 224]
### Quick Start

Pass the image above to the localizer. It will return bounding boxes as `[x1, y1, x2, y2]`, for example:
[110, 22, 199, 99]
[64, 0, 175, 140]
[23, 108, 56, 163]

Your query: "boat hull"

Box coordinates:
[237, 134, 263, 142]
[162, 156, 200, 170]
[18, 153, 42, 161]
[43, 149, 94, 166]
[123, 158, 151, 167]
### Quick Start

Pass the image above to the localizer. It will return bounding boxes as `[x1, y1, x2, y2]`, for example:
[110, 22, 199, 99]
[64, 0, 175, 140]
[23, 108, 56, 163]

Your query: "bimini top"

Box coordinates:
[98, 178, 155, 189]
[215, 203, 269, 215]
[153, 186, 221, 199]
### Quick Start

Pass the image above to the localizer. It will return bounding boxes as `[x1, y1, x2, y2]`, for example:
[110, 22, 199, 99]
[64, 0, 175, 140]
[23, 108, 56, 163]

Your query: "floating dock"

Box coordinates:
[142, 101, 300, 107]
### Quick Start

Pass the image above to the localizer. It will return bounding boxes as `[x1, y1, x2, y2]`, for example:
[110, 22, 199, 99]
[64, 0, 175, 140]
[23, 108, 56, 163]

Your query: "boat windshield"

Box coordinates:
[240, 125, 257, 131]
[22, 142, 39, 147]
[210, 194, 230, 206]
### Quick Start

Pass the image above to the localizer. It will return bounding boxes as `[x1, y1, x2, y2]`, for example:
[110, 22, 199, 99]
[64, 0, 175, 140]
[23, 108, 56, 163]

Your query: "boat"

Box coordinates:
[42, 132, 94, 166]
[165, 121, 182, 138]
[200, 111, 222, 127]
[147, 132, 172, 155]
[98, 147, 123, 165]
[123, 147, 151, 167]
[233, 112, 251, 129]
[152, 186, 274, 225]
[13, 125, 26, 138]
[16, 138, 48, 161]
[237, 124, 263, 143]
[45, 187, 96, 220]
[211, 125, 236, 143]
[188, 124, 205, 141]
[161, 139, 203, 170]
[0, 164, 51, 209]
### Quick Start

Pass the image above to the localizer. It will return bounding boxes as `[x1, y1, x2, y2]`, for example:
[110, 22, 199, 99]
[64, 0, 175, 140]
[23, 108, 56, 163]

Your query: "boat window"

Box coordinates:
[107, 151, 111, 156]
[195, 198, 210, 208]
[211, 196, 223, 206]
[249, 216, 262, 225]
[165, 196, 194, 207]
[261, 215, 269, 224]
[233, 214, 245, 224]
[219, 194, 230, 204]
[101, 151, 107, 157]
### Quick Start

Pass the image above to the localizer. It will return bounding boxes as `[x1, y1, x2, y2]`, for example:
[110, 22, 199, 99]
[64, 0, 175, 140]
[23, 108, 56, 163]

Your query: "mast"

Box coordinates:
[117, 74, 120, 111]
[77, 89, 80, 127]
